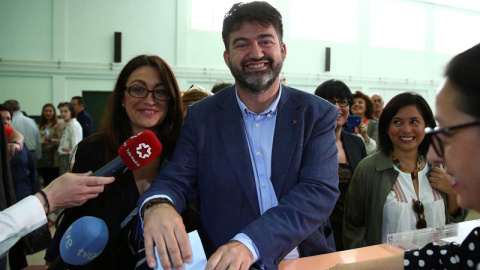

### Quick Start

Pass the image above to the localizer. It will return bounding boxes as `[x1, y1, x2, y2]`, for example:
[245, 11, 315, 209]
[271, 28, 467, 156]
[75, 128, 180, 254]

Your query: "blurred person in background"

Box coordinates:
[57, 102, 82, 175]
[37, 103, 65, 187]
[3, 100, 42, 160]
[351, 91, 378, 155]
[371, 93, 384, 120]
[71, 96, 94, 139]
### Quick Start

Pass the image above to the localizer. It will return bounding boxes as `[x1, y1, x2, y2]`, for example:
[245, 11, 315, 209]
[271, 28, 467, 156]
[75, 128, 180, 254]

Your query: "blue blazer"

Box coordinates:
[140, 85, 340, 269]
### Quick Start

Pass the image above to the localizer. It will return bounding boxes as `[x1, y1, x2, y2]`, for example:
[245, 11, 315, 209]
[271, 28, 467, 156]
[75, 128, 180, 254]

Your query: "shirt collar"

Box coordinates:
[235, 84, 282, 116]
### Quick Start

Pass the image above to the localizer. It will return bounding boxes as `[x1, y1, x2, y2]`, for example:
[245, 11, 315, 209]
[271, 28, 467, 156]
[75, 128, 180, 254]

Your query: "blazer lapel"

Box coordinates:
[217, 88, 260, 216]
[271, 87, 302, 198]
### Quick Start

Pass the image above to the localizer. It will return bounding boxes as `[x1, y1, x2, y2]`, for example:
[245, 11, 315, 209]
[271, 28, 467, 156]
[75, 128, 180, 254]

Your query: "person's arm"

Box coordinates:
[0, 196, 46, 256]
[329, 253, 405, 270]
[7, 126, 24, 159]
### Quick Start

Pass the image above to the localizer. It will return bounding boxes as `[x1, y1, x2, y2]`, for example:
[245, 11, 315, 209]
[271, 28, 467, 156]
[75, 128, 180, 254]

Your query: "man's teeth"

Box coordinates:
[249, 63, 264, 68]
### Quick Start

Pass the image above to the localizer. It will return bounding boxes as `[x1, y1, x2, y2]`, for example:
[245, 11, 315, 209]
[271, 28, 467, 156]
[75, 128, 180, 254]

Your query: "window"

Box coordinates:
[370, 0, 426, 50]
[290, 0, 359, 43]
[191, 0, 276, 31]
[434, 8, 480, 53]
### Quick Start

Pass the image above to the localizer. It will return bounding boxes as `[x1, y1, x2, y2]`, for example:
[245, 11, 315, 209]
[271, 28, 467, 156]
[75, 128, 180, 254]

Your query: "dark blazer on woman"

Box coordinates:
[341, 131, 367, 172]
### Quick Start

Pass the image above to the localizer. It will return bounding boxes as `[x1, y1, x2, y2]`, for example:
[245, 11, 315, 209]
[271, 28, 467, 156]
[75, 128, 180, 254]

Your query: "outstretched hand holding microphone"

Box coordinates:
[0, 130, 162, 260]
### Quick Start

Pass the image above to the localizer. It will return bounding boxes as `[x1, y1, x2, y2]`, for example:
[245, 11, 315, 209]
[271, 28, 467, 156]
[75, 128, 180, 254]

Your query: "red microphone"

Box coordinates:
[92, 130, 162, 176]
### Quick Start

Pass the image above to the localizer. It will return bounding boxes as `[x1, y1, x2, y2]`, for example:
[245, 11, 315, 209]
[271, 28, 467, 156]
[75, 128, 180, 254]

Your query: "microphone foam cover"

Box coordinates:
[118, 130, 162, 171]
[59, 216, 109, 266]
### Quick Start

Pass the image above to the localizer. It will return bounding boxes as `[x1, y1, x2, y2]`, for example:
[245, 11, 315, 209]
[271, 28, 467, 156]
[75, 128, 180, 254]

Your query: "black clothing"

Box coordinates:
[329, 131, 366, 251]
[45, 137, 141, 270]
[76, 110, 93, 138]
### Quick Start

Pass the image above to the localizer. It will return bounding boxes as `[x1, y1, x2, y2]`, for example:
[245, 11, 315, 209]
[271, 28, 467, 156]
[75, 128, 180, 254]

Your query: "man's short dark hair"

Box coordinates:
[71, 96, 85, 105]
[4, 100, 20, 111]
[222, 1, 283, 50]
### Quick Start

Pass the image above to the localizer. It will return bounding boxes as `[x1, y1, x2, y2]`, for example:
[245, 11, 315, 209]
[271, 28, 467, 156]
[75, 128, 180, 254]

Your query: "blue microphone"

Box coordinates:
[49, 216, 109, 269]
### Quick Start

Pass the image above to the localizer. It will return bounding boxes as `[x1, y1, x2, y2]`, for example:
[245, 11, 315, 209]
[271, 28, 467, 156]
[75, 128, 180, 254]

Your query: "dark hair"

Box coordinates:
[39, 103, 58, 129]
[314, 79, 354, 106]
[352, 90, 374, 119]
[211, 82, 232, 94]
[58, 102, 76, 118]
[222, 1, 283, 50]
[97, 55, 184, 162]
[3, 100, 20, 111]
[71, 96, 85, 105]
[378, 92, 436, 156]
[445, 43, 480, 119]
[0, 104, 12, 119]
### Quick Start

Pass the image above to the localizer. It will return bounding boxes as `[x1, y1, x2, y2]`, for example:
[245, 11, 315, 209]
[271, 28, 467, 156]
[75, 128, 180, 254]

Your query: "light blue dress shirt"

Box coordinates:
[232, 85, 299, 265]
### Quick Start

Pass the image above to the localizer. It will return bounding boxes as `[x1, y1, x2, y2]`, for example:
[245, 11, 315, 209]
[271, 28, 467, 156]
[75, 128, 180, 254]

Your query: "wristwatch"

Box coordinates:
[141, 198, 175, 218]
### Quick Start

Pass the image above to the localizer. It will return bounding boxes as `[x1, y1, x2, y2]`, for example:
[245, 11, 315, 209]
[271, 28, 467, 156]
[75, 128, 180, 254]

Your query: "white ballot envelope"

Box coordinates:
[155, 230, 207, 270]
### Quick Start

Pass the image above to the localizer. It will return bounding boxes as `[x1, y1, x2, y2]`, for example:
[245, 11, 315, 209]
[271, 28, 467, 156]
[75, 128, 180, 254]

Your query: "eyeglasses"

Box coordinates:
[125, 86, 170, 101]
[327, 99, 350, 107]
[425, 119, 480, 157]
[412, 199, 427, 229]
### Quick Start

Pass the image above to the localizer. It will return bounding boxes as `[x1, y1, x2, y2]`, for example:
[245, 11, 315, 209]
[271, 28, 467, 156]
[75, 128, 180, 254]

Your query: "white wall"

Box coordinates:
[0, 0, 478, 115]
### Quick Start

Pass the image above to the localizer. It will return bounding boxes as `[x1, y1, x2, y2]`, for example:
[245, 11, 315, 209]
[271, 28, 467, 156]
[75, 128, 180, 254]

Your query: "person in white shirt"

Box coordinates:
[3, 100, 42, 159]
[0, 172, 114, 256]
[57, 102, 82, 174]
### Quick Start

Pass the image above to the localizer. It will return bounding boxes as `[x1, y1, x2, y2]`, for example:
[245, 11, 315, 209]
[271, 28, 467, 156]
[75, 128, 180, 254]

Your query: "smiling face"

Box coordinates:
[223, 21, 286, 95]
[122, 66, 169, 135]
[332, 98, 350, 129]
[431, 81, 480, 211]
[351, 98, 367, 118]
[387, 105, 426, 155]
[43, 105, 55, 121]
[1, 110, 12, 126]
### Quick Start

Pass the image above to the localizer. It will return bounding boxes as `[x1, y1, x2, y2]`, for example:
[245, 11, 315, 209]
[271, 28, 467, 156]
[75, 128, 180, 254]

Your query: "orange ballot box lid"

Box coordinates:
[279, 244, 404, 270]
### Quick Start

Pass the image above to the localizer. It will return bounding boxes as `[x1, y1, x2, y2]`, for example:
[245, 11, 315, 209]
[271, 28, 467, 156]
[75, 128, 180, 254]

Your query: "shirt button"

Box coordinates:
[255, 151, 260, 156]
[267, 114, 272, 118]
[255, 123, 260, 127]
[261, 183, 267, 188]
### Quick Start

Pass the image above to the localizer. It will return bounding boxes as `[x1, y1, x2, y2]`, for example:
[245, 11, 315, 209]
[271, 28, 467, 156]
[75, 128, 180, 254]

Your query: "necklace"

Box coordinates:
[392, 153, 424, 181]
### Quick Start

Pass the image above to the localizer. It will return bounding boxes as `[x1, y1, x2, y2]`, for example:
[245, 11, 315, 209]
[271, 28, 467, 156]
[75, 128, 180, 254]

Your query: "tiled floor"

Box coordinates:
[8, 210, 480, 269]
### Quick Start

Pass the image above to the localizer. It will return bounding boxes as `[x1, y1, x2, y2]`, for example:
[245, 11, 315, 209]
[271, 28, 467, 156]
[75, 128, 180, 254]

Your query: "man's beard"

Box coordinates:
[229, 56, 284, 95]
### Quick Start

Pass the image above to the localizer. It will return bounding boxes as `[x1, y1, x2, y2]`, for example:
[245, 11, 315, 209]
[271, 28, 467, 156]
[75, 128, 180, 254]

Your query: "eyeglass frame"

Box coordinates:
[125, 86, 171, 101]
[412, 199, 427, 229]
[327, 98, 350, 107]
[425, 119, 480, 157]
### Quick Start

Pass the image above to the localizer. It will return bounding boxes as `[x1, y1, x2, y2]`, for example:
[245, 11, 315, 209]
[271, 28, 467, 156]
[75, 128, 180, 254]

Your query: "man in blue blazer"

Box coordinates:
[139, 2, 339, 270]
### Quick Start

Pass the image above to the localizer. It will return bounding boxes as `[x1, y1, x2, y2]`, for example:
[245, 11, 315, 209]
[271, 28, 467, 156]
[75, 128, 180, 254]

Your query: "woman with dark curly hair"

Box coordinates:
[352, 90, 379, 155]
[45, 55, 184, 269]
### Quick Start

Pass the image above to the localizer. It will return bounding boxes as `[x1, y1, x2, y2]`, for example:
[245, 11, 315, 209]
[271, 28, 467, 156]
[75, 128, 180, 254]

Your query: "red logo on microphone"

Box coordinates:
[136, 143, 152, 159]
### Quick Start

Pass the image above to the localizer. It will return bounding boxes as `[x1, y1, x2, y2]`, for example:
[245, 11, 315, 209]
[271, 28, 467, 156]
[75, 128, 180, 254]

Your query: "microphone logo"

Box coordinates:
[136, 143, 152, 159]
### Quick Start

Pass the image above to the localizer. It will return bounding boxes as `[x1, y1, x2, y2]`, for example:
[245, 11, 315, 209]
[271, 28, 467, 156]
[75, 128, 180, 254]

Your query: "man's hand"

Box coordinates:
[143, 203, 192, 270]
[42, 172, 114, 212]
[205, 241, 253, 270]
